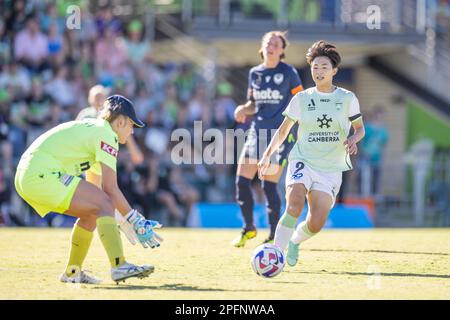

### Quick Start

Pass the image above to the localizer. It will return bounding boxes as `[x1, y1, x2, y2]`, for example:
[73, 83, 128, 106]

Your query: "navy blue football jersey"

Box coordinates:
[247, 61, 303, 129]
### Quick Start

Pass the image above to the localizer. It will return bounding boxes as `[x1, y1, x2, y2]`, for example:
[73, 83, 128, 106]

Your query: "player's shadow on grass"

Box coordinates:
[94, 283, 276, 292]
[288, 270, 450, 279]
[304, 248, 450, 256]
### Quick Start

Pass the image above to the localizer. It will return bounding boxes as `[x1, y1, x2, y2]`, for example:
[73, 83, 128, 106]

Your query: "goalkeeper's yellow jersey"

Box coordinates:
[17, 118, 119, 175]
[15, 118, 119, 217]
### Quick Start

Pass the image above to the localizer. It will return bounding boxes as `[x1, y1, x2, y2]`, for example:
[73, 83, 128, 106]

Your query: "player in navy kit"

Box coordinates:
[232, 31, 303, 247]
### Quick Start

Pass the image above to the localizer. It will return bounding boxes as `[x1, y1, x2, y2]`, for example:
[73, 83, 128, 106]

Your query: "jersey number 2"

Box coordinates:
[292, 161, 304, 179]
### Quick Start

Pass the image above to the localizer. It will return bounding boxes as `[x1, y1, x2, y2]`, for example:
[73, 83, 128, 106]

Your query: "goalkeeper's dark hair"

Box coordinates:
[306, 40, 341, 68]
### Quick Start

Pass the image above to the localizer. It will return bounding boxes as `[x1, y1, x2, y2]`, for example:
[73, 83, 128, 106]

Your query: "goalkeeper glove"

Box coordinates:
[125, 209, 163, 249]
[115, 210, 138, 245]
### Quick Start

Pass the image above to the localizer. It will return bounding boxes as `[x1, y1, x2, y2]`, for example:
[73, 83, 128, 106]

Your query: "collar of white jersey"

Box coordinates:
[313, 86, 339, 96]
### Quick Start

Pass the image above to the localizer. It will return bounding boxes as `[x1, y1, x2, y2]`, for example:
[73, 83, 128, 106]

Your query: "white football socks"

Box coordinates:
[274, 212, 297, 251]
[290, 220, 317, 245]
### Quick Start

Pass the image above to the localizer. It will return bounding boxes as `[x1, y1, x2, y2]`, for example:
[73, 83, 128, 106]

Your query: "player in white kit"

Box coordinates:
[258, 40, 365, 267]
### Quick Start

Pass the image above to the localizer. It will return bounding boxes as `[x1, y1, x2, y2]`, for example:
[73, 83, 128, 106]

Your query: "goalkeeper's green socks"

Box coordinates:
[65, 224, 93, 276]
[96, 216, 126, 268]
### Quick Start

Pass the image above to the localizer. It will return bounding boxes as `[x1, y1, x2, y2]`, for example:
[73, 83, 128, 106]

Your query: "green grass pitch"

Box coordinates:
[0, 228, 449, 299]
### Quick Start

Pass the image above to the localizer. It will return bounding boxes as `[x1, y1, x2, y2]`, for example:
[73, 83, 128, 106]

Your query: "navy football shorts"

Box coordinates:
[241, 125, 297, 167]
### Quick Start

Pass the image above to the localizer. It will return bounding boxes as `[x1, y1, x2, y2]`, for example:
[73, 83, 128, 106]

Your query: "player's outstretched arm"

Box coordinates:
[258, 117, 295, 176]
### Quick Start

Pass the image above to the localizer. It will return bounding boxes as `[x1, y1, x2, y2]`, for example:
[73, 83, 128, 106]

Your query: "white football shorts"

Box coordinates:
[285, 160, 342, 206]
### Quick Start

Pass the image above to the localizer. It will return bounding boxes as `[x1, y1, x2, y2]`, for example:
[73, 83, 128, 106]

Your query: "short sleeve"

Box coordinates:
[94, 128, 119, 172]
[289, 66, 303, 96]
[349, 94, 362, 122]
[282, 94, 301, 122]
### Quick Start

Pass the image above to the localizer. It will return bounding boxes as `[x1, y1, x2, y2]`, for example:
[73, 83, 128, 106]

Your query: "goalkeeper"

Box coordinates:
[76, 85, 145, 246]
[14, 95, 162, 284]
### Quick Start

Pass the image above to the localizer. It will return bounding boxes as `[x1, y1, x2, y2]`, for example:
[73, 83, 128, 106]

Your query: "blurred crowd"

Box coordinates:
[0, 1, 239, 227]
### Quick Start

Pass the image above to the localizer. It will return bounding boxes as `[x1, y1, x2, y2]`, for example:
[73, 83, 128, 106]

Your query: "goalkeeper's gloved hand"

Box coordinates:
[115, 210, 138, 245]
[125, 209, 163, 249]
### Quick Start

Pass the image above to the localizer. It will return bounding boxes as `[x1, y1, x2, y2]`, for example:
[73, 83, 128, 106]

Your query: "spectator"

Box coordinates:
[161, 83, 182, 128]
[79, 42, 95, 81]
[95, 24, 129, 86]
[44, 65, 77, 108]
[174, 63, 200, 103]
[0, 60, 31, 100]
[124, 20, 152, 66]
[168, 164, 200, 225]
[138, 150, 199, 226]
[4, 0, 28, 39]
[213, 80, 237, 129]
[144, 109, 170, 156]
[360, 106, 389, 196]
[0, 164, 13, 226]
[50, 1, 97, 44]
[76, 5, 98, 43]
[135, 62, 166, 103]
[142, 154, 185, 226]
[0, 89, 13, 175]
[39, 3, 63, 35]
[24, 77, 53, 134]
[95, 5, 122, 39]
[14, 15, 49, 73]
[1, 87, 27, 167]
[47, 22, 64, 62]
[134, 83, 155, 121]
[186, 85, 210, 128]
[0, 19, 11, 63]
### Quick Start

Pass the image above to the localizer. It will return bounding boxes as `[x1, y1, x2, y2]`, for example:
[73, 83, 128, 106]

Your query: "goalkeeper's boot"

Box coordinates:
[60, 270, 102, 284]
[286, 241, 300, 267]
[111, 261, 154, 284]
[232, 227, 257, 248]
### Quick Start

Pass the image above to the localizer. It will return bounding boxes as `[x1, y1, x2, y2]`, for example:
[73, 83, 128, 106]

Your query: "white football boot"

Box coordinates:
[111, 262, 154, 284]
[60, 270, 102, 284]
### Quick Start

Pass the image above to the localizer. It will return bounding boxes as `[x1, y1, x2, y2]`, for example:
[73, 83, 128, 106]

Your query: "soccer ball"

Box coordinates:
[250, 243, 285, 278]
